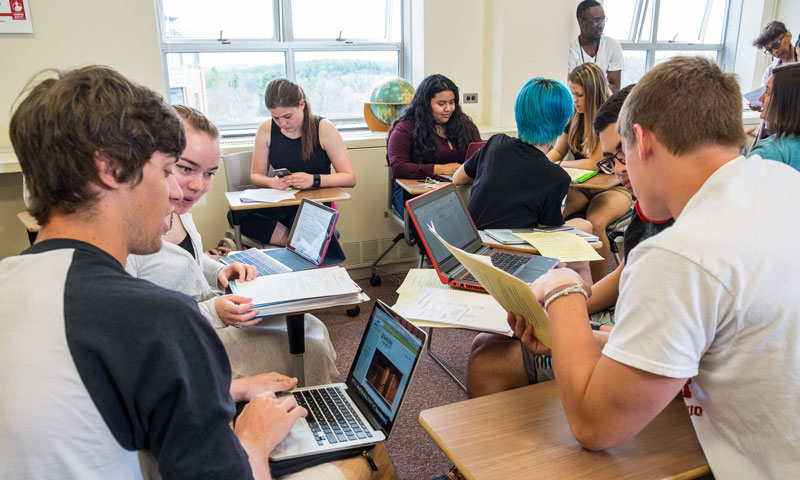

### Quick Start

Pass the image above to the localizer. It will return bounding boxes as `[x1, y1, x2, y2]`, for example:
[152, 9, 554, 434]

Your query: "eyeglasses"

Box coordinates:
[581, 16, 607, 26]
[764, 34, 785, 55]
[597, 150, 625, 174]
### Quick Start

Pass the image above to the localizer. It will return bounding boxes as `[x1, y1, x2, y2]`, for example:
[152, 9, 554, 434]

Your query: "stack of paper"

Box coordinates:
[514, 231, 603, 262]
[239, 188, 298, 203]
[230, 267, 366, 317]
[563, 167, 598, 183]
[484, 227, 600, 246]
[393, 269, 513, 336]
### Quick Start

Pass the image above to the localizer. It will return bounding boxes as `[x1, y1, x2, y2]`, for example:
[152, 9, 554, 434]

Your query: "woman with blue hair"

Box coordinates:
[453, 78, 574, 230]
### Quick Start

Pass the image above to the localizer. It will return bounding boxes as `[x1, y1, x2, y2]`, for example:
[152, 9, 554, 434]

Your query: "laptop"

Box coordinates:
[221, 198, 345, 276]
[269, 300, 426, 462]
[406, 183, 559, 292]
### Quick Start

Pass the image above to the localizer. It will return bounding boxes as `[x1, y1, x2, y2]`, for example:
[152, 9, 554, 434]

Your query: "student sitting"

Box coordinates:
[240, 78, 356, 247]
[748, 63, 800, 170]
[127, 105, 339, 384]
[387, 74, 480, 216]
[452, 77, 572, 231]
[465, 85, 673, 398]
[547, 62, 633, 281]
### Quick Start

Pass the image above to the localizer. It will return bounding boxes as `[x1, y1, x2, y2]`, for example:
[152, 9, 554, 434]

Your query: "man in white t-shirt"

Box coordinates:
[569, 0, 624, 92]
[511, 56, 800, 478]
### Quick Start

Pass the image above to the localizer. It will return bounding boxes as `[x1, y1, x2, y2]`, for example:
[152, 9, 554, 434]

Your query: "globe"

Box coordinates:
[369, 77, 415, 125]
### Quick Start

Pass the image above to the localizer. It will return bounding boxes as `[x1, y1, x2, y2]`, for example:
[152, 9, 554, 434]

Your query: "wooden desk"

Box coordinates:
[569, 173, 620, 190]
[395, 178, 449, 196]
[225, 187, 351, 250]
[479, 231, 602, 254]
[17, 211, 39, 245]
[419, 381, 709, 480]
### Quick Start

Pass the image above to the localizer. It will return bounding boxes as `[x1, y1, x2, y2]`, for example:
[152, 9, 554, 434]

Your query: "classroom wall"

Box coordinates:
[0, 0, 789, 262]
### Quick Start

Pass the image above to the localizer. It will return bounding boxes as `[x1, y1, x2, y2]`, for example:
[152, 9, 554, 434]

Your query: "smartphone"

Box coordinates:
[273, 168, 291, 178]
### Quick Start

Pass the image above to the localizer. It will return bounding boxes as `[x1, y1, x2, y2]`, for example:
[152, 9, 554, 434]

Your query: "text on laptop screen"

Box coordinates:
[347, 306, 424, 427]
[411, 189, 478, 265]
[289, 201, 336, 264]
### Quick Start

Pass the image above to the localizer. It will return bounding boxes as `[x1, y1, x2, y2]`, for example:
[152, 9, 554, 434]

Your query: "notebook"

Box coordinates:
[221, 198, 345, 276]
[405, 183, 559, 293]
[269, 300, 426, 461]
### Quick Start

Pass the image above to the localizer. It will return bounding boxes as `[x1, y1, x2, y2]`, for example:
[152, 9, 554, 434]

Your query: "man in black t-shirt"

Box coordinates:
[466, 85, 673, 398]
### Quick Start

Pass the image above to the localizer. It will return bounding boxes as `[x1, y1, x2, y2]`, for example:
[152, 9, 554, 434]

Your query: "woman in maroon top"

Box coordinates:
[387, 74, 480, 214]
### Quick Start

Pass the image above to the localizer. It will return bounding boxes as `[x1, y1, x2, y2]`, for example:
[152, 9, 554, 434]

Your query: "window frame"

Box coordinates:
[614, 0, 742, 76]
[155, 0, 406, 132]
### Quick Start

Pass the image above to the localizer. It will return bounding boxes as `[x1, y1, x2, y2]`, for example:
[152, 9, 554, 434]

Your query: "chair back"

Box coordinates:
[222, 151, 255, 191]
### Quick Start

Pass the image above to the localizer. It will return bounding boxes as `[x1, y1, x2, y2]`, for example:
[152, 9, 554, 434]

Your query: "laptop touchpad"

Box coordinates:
[516, 257, 559, 282]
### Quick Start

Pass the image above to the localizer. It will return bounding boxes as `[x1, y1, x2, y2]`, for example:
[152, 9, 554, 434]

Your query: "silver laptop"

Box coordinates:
[270, 300, 426, 461]
[221, 198, 344, 276]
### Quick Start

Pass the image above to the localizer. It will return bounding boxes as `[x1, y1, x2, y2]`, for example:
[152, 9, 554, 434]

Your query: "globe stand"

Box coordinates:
[363, 102, 408, 132]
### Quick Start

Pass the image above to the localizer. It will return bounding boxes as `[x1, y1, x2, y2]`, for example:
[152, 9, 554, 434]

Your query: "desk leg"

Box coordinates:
[286, 313, 306, 387]
[234, 224, 243, 251]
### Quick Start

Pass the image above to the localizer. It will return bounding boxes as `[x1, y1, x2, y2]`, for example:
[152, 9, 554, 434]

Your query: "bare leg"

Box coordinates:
[466, 333, 529, 398]
[329, 443, 397, 480]
[585, 190, 633, 282]
[269, 222, 290, 247]
[562, 189, 589, 219]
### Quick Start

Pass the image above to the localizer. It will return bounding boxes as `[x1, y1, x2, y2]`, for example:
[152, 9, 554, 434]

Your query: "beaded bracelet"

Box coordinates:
[542, 283, 589, 311]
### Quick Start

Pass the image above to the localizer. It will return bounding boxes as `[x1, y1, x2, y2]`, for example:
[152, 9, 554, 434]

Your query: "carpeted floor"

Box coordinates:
[317, 269, 475, 480]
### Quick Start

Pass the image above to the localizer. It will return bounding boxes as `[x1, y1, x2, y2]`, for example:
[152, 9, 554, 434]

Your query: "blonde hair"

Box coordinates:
[173, 105, 219, 139]
[618, 56, 745, 155]
[567, 63, 611, 157]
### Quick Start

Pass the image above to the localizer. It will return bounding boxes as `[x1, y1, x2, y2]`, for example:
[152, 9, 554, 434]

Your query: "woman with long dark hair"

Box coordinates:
[749, 63, 800, 170]
[387, 74, 480, 214]
[245, 78, 356, 246]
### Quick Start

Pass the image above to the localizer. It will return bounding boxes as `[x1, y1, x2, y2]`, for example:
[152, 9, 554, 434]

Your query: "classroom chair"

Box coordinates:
[221, 150, 267, 249]
[606, 206, 634, 265]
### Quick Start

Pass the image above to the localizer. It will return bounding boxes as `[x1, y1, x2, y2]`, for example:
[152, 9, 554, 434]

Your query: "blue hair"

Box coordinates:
[514, 78, 574, 146]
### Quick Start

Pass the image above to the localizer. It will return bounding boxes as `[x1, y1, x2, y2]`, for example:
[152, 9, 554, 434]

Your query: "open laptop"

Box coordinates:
[221, 198, 345, 276]
[269, 300, 426, 462]
[406, 183, 559, 292]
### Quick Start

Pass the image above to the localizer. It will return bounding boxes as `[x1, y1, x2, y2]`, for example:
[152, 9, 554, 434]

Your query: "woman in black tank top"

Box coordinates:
[242, 78, 356, 246]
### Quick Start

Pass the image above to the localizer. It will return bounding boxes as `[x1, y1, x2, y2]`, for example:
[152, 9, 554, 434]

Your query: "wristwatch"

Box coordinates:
[313, 174, 321, 188]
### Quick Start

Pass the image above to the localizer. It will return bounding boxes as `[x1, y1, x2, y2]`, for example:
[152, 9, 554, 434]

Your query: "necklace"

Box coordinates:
[579, 35, 600, 63]
[164, 213, 173, 236]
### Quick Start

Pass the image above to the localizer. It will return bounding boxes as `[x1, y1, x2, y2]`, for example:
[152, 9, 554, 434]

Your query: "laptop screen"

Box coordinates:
[407, 185, 479, 268]
[346, 301, 425, 434]
[287, 199, 338, 265]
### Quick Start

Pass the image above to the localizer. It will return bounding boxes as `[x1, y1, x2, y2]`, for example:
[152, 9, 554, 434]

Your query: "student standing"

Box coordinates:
[387, 74, 480, 216]
[568, 0, 624, 93]
[245, 78, 356, 246]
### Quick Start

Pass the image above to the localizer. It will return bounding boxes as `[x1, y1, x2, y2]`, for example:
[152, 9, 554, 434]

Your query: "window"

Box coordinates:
[603, 0, 740, 86]
[156, 0, 404, 131]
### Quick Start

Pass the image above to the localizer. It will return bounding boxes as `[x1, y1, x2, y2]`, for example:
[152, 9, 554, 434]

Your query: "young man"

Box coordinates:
[568, 0, 623, 93]
[464, 85, 670, 398]
[0, 66, 390, 480]
[521, 57, 800, 478]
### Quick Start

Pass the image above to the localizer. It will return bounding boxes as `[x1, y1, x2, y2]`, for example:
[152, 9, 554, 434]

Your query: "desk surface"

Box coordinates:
[225, 187, 351, 210]
[17, 211, 39, 233]
[419, 381, 709, 480]
[395, 178, 449, 196]
[569, 173, 620, 190]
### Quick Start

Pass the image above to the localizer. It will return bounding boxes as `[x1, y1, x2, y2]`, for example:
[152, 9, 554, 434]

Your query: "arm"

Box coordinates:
[285, 119, 356, 189]
[607, 70, 621, 94]
[546, 133, 569, 163]
[388, 121, 437, 179]
[586, 260, 623, 314]
[251, 120, 292, 190]
[452, 163, 473, 185]
[230, 372, 298, 402]
[558, 141, 604, 170]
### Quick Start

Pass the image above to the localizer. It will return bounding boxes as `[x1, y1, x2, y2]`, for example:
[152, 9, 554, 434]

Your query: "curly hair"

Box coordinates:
[388, 74, 478, 164]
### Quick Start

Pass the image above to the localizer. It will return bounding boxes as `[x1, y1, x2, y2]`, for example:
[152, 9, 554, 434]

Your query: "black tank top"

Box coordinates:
[269, 117, 332, 175]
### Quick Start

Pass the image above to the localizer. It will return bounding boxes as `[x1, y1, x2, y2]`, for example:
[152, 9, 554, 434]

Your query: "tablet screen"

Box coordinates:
[287, 199, 338, 265]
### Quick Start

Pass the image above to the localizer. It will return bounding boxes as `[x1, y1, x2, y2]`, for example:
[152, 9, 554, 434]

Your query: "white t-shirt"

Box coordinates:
[603, 155, 800, 478]
[568, 35, 624, 75]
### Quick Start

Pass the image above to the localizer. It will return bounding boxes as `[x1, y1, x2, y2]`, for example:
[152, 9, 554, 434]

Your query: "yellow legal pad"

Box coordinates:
[514, 231, 604, 262]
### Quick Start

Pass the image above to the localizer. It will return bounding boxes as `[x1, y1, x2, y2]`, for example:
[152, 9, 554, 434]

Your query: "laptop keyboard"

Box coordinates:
[293, 387, 373, 446]
[222, 249, 291, 276]
[460, 251, 530, 283]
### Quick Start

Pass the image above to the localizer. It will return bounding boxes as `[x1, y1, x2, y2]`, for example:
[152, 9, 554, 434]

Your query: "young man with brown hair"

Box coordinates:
[516, 56, 800, 478]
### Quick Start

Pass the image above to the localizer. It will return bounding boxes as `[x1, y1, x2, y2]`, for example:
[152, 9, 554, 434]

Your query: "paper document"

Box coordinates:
[514, 231, 603, 262]
[744, 86, 766, 107]
[563, 167, 598, 183]
[396, 268, 449, 295]
[427, 224, 552, 347]
[240, 188, 298, 203]
[398, 288, 511, 336]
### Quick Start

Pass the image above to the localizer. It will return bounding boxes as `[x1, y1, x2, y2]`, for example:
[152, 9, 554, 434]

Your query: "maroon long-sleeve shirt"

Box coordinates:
[387, 119, 480, 179]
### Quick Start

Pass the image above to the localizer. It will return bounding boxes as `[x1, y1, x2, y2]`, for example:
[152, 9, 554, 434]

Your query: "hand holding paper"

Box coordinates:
[427, 223, 553, 347]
